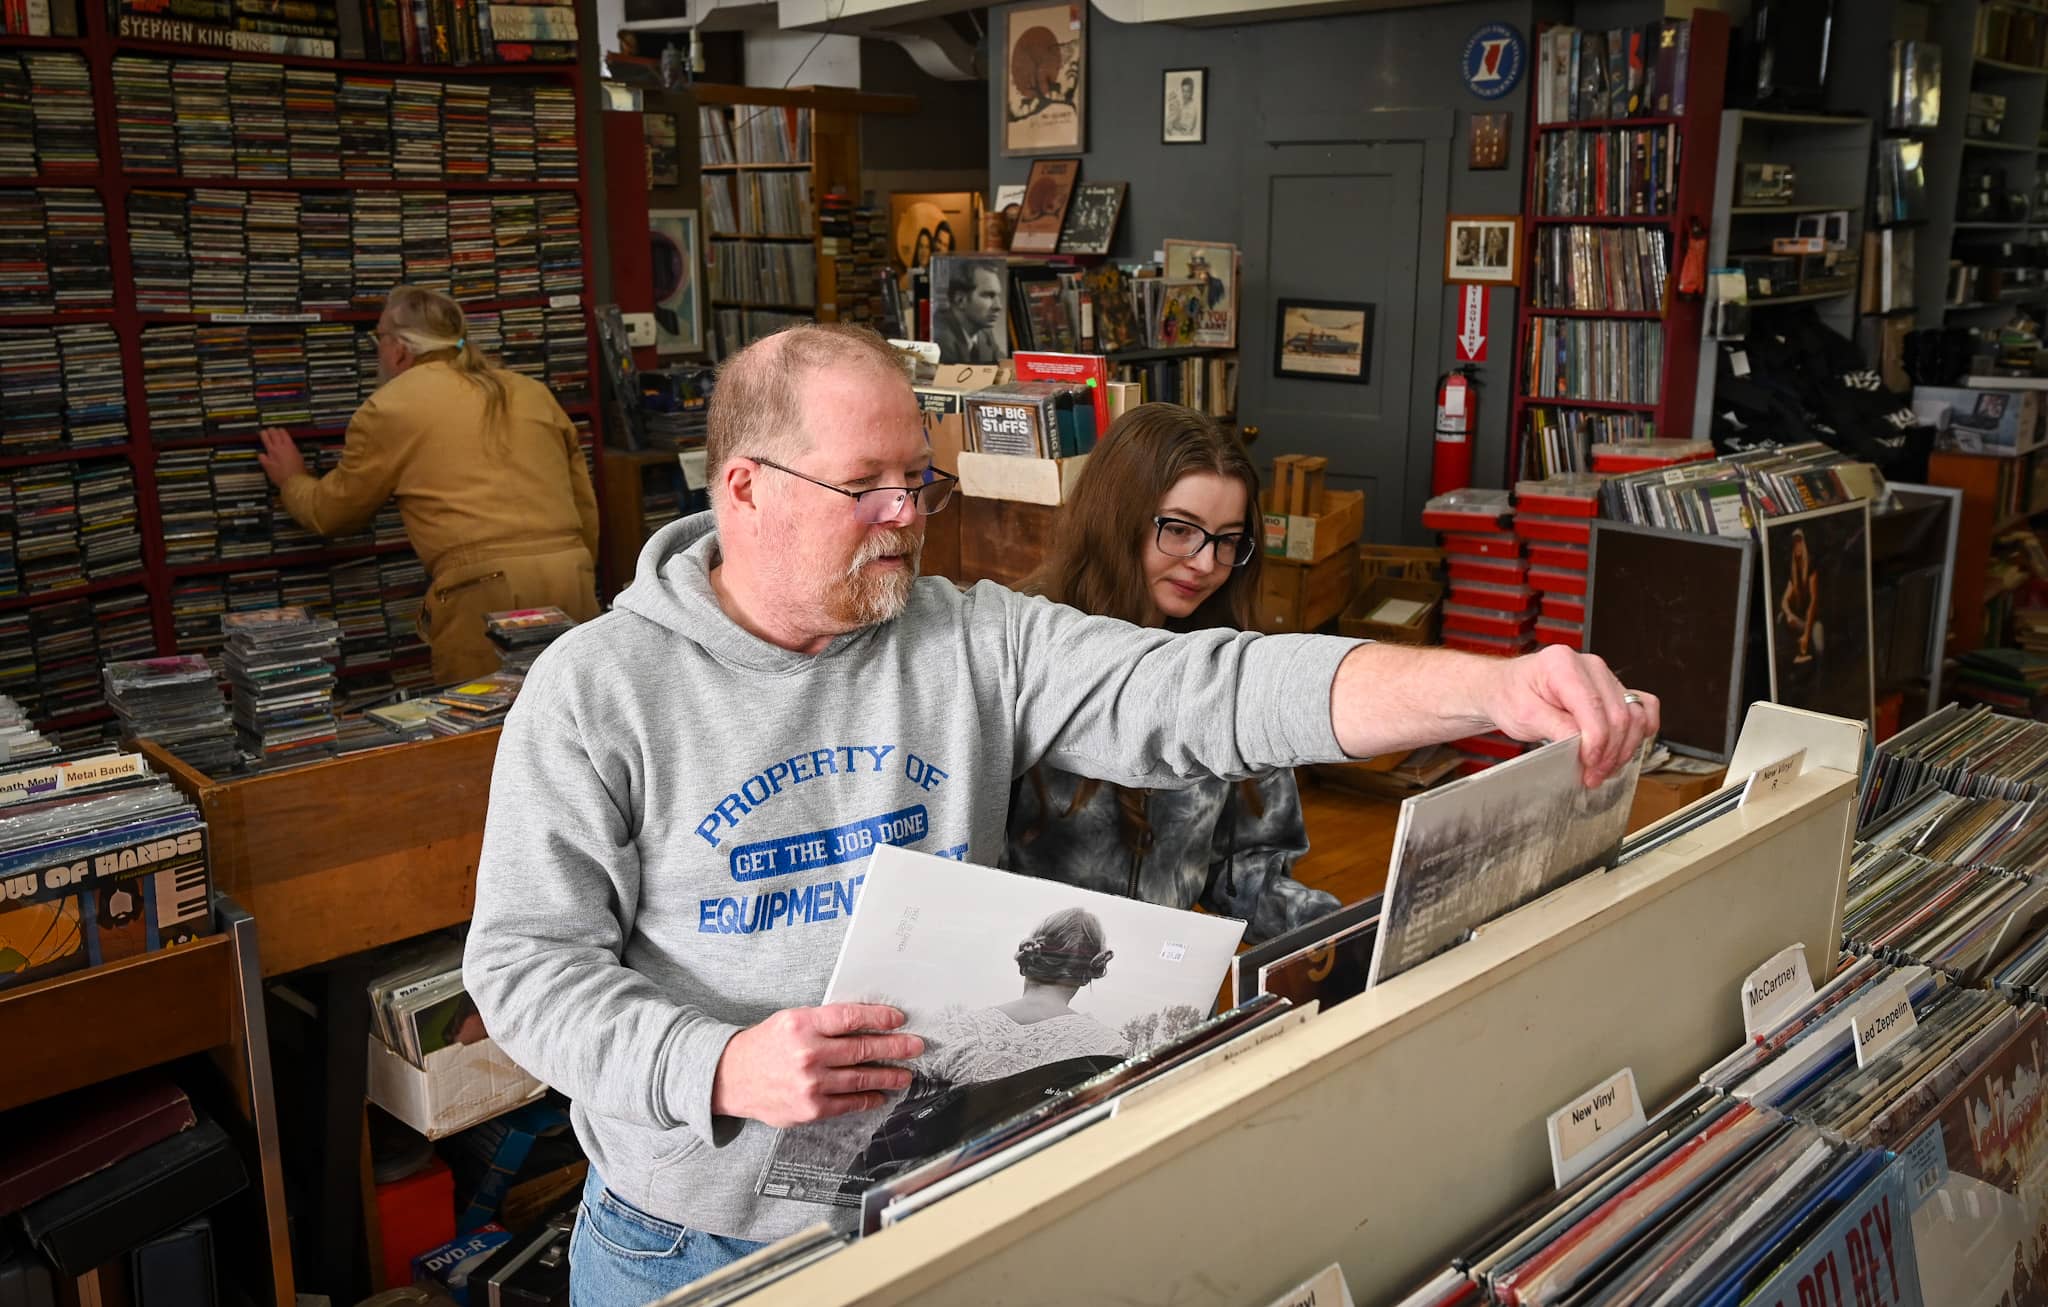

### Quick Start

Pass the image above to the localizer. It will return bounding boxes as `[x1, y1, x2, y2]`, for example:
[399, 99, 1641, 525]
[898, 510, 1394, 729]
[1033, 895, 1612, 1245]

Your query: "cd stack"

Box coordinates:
[305, 323, 362, 426]
[75, 464, 141, 579]
[330, 558, 384, 668]
[444, 83, 491, 180]
[544, 305, 588, 403]
[301, 194, 353, 310]
[352, 192, 403, 305]
[1421, 488, 1533, 776]
[279, 563, 329, 614]
[223, 607, 342, 766]
[284, 68, 340, 179]
[533, 86, 577, 180]
[338, 76, 395, 180]
[484, 607, 575, 672]
[211, 447, 269, 560]
[489, 84, 535, 180]
[270, 466, 320, 551]
[171, 61, 233, 178]
[0, 56, 33, 175]
[391, 79, 444, 179]
[140, 325, 204, 442]
[536, 192, 581, 293]
[449, 194, 495, 301]
[30, 597, 96, 716]
[229, 62, 287, 179]
[0, 190, 48, 310]
[113, 57, 178, 173]
[170, 580, 227, 654]
[12, 470, 80, 594]
[155, 451, 217, 563]
[1514, 475, 1598, 652]
[197, 324, 258, 435]
[500, 306, 546, 382]
[128, 189, 193, 313]
[244, 190, 301, 312]
[44, 189, 113, 311]
[0, 481, 14, 598]
[420, 671, 522, 735]
[491, 195, 540, 298]
[0, 695, 55, 761]
[400, 191, 451, 291]
[189, 188, 250, 313]
[103, 654, 237, 773]
[25, 53, 95, 173]
[465, 309, 501, 359]
[0, 329, 62, 453]
[55, 325, 126, 449]
[250, 323, 312, 427]
[381, 556, 425, 658]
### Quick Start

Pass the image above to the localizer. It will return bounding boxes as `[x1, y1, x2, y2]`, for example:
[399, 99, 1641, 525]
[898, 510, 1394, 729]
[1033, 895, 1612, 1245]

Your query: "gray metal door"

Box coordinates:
[1241, 120, 1446, 544]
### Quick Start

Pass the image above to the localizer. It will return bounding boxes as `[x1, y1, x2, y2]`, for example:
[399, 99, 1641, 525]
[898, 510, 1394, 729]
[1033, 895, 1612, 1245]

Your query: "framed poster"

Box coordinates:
[1759, 499, 1875, 727]
[648, 208, 702, 355]
[1057, 181, 1125, 255]
[1161, 239, 1238, 348]
[643, 112, 680, 187]
[1009, 158, 1080, 255]
[1162, 67, 1205, 144]
[1274, 299, 1373, 384]
[1444, 213, 1522, 286]
[1004, 2, 1086, 157]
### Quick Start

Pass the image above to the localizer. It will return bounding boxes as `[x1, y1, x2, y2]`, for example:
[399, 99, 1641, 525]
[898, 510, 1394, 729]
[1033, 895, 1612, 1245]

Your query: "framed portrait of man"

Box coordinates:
[1162, 67, 1205, 144]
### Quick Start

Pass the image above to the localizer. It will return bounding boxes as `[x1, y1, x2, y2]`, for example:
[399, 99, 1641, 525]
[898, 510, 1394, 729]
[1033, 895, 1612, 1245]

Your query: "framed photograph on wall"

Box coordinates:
[1162, 67, 1206, 144]
[644, 112, 681, 188]
[1273, 299, 1373, 384]
[648, 208, 702, 355]
[1444, 214, 1522, 286]
[1003, 3, 1086, 157]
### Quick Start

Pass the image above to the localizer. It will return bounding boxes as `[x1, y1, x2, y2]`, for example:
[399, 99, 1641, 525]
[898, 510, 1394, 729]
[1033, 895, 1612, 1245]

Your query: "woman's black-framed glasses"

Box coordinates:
[1153, 516, 1257, 568]
[751, 456, 959, 524]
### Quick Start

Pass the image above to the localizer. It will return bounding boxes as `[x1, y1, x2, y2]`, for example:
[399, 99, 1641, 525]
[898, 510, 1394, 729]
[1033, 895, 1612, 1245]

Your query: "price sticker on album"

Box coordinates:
[1739, 942, 1814, 1042]
[549, 294, 582, 310]
[1739, 749, 1804, 808]
[1546, 1067, 1646, 1188]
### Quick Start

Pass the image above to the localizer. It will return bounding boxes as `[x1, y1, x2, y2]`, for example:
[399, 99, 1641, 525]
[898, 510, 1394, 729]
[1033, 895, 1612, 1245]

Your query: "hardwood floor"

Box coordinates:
[1292, 770, 1401, 906]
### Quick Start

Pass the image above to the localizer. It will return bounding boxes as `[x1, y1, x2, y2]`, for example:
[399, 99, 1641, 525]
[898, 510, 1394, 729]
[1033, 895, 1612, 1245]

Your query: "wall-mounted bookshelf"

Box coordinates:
[1509, 10, 1730, 480]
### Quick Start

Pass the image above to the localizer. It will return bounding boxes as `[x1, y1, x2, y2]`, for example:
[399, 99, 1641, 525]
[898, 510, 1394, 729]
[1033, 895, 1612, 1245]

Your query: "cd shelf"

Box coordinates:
[0, 444, 135, 470]
[0, 570, 153, 612]
[165, 539, 416, 579]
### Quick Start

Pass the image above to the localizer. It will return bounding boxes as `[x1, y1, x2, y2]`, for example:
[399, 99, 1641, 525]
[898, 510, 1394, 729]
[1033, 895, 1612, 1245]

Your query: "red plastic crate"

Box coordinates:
[1529, 565, 1588, 596]
[1422, 488, 1514, 534]
[1450, 731, 1529, 761]
[1540, 593, 1586, 623]
[1442, 532, 1525, 559]
[1445, 602, 1539, 639]
[1448, 579, 1536, 614]
[1447, 556, 1532, 587]
[1514, 514, 1594, 545]
[1514, 475, 1602, 518]
[1536, 616, 1585, 649]
[1444, 630, 1537, 658]
[1527, 541, 1589, 572]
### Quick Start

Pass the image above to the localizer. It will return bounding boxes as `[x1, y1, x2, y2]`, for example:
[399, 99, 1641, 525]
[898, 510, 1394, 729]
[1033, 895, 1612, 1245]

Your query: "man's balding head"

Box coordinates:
[705, 324, 914, 498]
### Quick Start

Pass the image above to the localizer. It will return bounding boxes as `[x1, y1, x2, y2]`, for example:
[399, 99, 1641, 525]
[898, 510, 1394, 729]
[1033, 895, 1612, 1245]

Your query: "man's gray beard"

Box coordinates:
[837, 527, 923, 627]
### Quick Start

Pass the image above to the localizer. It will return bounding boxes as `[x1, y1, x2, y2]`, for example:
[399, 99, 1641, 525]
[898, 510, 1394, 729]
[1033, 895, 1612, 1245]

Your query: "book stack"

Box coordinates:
[171, 61, 234, 178]
[484, 606, 574, 673]
[1513, 476, 1599, 652]
[24, 53, 95, 174]
[102, 653, 237, 773]
[284, 68, 340, 178]
[489, 84, 535, 180]
[223, 607, 341, 765]
[113, 57, 178, 174]
[339, 76, 395, 179]
[112, 0, 338, 57]
[228, 61, 287, 179]
[391, 79, 445, 179]
[140, 325, 203, 442]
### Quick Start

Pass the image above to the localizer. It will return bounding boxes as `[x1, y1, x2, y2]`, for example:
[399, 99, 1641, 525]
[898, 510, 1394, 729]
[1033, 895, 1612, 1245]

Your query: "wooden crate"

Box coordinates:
[1255, 549, 1360, 633]
[143, 731, 501, 977]
[957, 495, 1059, 588]
[1260, 488, 1365, 563]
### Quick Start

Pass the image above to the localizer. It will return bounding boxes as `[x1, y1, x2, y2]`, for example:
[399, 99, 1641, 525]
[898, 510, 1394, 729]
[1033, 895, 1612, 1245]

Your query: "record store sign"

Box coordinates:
[1462, 23, 1525, 101]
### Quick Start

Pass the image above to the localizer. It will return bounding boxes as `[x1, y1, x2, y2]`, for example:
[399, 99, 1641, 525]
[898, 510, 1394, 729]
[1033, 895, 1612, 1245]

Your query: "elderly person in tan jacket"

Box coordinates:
[257, 285, 601, 683]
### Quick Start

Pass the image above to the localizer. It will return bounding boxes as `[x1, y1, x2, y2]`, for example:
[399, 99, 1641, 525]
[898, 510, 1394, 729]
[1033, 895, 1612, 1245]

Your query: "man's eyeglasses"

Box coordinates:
[1154, 515, 1257, 568]
[752, 457, 959, 524]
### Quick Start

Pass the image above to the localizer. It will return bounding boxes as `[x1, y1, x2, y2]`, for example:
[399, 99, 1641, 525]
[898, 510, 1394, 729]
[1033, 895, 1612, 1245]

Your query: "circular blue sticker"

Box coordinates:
[1462, 23, 1526, 100]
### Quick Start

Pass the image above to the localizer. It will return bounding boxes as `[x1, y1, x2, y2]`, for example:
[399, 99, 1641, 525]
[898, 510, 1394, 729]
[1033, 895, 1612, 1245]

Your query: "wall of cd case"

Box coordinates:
[0, 51, 96, 175]
[0, 187, 113, 313]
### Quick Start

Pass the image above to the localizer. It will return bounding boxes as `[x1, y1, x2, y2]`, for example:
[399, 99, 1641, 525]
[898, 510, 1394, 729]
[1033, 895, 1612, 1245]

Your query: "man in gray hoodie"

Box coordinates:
[464, 324, 1656, 1303]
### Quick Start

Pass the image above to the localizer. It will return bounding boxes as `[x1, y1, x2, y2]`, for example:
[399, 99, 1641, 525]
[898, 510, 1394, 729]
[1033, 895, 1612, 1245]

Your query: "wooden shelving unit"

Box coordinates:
[1509, 11, 1730, 479]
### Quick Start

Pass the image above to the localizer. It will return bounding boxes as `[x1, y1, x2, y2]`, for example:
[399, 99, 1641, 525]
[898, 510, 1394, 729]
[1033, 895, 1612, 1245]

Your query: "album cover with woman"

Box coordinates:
[1760, 500, 1875, 727]
[757, 846, 1245, 1209]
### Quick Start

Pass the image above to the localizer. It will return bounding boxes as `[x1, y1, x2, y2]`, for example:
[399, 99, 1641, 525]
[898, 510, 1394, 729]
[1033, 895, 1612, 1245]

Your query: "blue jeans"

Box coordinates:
[569, 1169, 767, 1306]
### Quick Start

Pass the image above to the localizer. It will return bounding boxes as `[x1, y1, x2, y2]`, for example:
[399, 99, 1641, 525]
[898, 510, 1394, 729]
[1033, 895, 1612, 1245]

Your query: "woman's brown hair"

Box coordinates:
[1024, 402, 1264, 631]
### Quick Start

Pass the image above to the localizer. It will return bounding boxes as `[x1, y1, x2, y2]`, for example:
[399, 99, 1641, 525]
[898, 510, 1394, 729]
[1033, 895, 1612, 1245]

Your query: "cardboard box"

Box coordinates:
[913, 365, 998, 477]
[1912, 385, 2043, 454]
[957, 496, 1057, 588]
[366, 1035, 546, 1141]
[1339, 577, 1442, 645]
[1627, 767, 1728, 833]
[1262, 488, 1364, 563]
[957, 451, 1090, 506]
[1255, 549, 1359, 633]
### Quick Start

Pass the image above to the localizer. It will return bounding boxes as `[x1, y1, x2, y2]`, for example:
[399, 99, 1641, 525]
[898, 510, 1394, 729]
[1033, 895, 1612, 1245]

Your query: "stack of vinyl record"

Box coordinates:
[223, 606, 341, 765]
[112, 57, 178, 174]
[1860, 702, 2048, 827]
[103, 653, 237, 774]
[1514, 475, 1598, 652]
[484, 606, 575, 672]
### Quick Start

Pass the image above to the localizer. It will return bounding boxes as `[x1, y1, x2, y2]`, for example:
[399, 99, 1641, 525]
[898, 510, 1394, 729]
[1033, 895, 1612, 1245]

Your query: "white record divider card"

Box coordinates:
[1852, 981, 1918, 1068]
[1546, 1067, 1648, 1188]
[1738, 749, 1805, 808]
[1259, 1264, 1353, 1307]
[1739, 942, 1815, 1041]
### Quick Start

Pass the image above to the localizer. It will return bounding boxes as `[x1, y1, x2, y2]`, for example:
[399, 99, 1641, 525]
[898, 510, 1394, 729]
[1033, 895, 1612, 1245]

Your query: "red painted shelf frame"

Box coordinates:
[1, 23, 610, 730]
[1507, 10, 1730, 481]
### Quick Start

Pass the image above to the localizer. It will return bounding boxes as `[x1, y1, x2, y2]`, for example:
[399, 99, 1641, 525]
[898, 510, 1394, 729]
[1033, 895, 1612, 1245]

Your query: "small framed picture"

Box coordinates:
[1444, 214, 1522, 286]
[1162, 67, 1206, 144]
[1274, 298, 1373, 384]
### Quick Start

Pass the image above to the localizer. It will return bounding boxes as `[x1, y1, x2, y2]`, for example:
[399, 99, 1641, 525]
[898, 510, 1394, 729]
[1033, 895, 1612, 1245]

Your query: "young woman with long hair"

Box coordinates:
[1005, 403, 1338, 943]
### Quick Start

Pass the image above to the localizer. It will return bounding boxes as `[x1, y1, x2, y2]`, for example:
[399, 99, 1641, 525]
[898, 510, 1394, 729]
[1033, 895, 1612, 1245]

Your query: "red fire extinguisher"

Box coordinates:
[1432, 365, 1480, 496]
